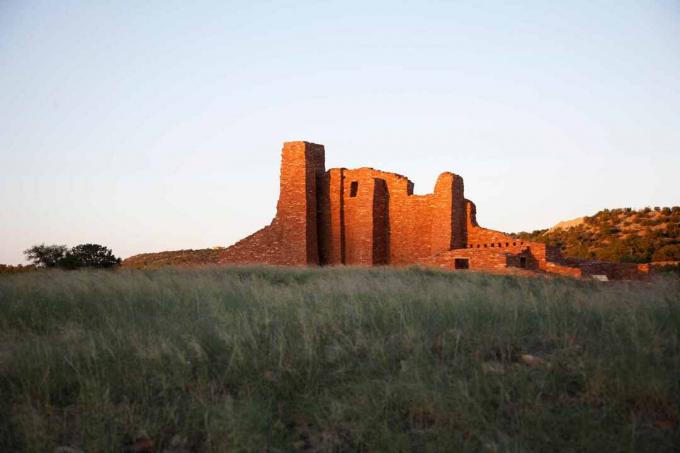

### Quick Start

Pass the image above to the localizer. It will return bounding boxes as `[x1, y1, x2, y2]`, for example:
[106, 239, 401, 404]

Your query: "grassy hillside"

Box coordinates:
[122, 248, 224, 269]
[514, 206, 680, 263]
[1, 267, 679, 451]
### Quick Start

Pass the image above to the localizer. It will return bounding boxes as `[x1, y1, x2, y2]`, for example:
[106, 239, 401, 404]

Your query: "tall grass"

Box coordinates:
[0, 267, 678, 452]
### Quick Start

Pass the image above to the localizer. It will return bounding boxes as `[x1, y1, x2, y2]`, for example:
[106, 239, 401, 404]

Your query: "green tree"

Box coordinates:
[23, 244, 67, 268]
[62, 244, 121, 269]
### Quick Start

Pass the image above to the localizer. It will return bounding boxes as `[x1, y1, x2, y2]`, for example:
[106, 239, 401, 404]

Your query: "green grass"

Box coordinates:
[1, 267, 679, 452]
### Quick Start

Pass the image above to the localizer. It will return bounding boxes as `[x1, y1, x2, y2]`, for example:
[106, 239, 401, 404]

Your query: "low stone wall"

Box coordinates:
[577, 261, 649, 280]
[419, 248, 509, 272]
[544, 262, 582, 278]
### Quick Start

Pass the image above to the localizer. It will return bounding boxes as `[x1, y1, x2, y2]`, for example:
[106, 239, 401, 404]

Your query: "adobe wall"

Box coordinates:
[340, 170, 390, 265]
[419, 245, 582, 277]
[437, 199, 581, 277]
[465, 200, 518, 247]
[434, 173, 467, 251]
[331, 168, 465, 265]
[464, 199, 536, 256]
[217, 140, 637, 280]
[219, 142, 569, 273]
[317, 168, 344, 265]
[219, 141, 325, 266]
[419, 248, 510, 272]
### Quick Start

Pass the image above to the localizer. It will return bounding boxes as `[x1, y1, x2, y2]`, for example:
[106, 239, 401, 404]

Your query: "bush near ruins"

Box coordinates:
[24, 243, 121, 269]
[60, 243, 121, 269]
[1, 267, 679, 451]
[23, 244, 68, 268]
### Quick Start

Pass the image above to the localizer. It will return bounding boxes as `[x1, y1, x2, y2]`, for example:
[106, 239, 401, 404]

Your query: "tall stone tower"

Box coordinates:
[276, 141, 325, 264]
[218, 141, 325, 266]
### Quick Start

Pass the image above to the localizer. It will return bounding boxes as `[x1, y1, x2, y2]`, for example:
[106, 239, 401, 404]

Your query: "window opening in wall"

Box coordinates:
[491, 243, 494, 247]
[513, 242, 516, 246]
[498, 242, 502, 247]
[477, 244, 480, 248]
[454, 258, 469, 270]
[484, 244, 487, 248]
[350, 181, 358, 197]
[519, 257, 527, 268]
[506, 242, 509, 247]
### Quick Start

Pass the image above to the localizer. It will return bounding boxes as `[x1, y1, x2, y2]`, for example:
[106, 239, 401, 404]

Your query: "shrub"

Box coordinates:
[23, 244, 121, 270]
[23, 244, 67, 268]
[653, 244, 680, 262]
[61, 244, 121, 269]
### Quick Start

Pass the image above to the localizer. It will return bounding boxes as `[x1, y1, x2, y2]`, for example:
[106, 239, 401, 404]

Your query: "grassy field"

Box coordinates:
[0, 267, 679, 452]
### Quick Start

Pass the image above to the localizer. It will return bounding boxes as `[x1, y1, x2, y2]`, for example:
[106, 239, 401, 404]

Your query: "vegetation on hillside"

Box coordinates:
[1, 267, 678, 451]
[122, 248, 224, 269]
[0, 264, 35, 274]
[514, 206, 680, 263]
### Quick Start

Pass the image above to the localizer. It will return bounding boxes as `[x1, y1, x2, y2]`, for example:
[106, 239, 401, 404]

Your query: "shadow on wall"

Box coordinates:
[373, 178, 390, 265]
[506, 251, 539, 270]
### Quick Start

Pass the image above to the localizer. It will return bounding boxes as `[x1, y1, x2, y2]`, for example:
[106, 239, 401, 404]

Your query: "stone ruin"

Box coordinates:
[218, 141, 648, 279]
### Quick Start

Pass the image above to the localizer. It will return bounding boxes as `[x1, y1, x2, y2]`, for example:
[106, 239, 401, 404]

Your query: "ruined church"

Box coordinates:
[219, 141, 605, 277]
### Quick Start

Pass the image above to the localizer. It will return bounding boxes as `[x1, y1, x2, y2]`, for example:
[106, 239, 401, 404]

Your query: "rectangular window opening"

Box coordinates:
[454, 258, 469, 270]
[350, 181, 358, 197]
[519, 257, 527, 268]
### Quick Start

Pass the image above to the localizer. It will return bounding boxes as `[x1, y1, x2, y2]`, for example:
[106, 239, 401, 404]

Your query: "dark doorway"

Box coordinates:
[519, 257, 527, 269]
[454, 258, 469, 270]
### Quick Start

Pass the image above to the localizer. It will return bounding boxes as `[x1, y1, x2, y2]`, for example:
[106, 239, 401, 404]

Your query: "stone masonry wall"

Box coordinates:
[219, 141, 325, 266]
[335, 168, 465, 265]
[218, 141, 639, 279]
[342, 170, 383, 265]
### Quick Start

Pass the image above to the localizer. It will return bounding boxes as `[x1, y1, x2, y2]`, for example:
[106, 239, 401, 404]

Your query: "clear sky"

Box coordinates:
[1, 1, 679, 265]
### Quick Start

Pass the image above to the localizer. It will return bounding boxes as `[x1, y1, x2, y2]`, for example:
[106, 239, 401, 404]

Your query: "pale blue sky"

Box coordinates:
[1, 0, 679, 264]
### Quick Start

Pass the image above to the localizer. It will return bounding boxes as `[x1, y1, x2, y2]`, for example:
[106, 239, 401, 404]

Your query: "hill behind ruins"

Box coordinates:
[513, 207, 680, 263]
